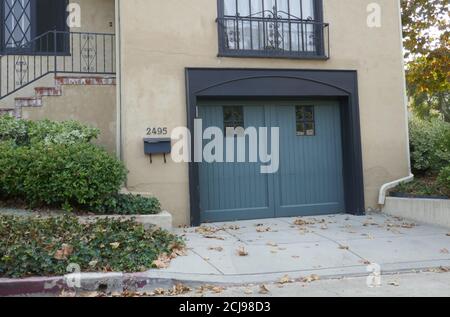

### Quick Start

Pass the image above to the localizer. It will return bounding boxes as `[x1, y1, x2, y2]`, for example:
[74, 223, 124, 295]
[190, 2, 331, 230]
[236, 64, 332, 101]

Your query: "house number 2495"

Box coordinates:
[146, 127, 168, 136]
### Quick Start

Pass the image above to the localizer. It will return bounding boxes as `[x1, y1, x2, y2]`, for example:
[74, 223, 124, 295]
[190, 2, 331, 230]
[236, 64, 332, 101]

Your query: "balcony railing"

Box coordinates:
[217, 16, 329, 59]
[0, 31, 115, 100]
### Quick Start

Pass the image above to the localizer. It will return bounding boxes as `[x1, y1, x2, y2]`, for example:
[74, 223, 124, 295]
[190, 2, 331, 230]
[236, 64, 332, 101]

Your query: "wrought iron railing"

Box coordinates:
[217, 16, 329, 59]
[0, 31, 115, 100]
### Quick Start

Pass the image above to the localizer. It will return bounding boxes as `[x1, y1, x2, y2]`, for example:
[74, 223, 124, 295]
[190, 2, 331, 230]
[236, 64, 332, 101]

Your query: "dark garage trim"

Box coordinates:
[186, 68, 365, 226]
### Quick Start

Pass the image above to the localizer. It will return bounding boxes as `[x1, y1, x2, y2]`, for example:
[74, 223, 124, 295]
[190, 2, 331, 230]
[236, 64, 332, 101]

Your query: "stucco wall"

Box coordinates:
[21, 84, 117, 154]
[117, 0, 410, 225]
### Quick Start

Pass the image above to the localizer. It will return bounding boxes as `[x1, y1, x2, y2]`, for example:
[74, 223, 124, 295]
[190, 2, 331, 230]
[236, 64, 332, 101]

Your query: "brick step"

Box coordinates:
[11, 75, 116, 118]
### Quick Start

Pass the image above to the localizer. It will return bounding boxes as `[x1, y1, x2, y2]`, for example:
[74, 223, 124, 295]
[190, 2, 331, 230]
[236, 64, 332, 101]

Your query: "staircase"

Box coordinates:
[6, 75, 116, 119]
[0, 31, 116, 104]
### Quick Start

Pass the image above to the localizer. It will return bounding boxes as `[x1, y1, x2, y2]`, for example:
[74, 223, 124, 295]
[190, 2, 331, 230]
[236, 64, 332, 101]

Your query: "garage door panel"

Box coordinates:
[276, 103, 345, 216]
[198, 105, 274, 222]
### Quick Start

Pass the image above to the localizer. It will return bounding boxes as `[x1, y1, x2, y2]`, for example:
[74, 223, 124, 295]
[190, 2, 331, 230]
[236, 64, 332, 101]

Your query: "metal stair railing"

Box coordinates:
[0, 30, 116, 100]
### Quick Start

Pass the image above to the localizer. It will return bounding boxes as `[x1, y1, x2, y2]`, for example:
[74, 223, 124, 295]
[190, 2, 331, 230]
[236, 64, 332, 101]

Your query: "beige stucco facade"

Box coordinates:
[0, 0, 410, 226]
[116, 0, 410, 225]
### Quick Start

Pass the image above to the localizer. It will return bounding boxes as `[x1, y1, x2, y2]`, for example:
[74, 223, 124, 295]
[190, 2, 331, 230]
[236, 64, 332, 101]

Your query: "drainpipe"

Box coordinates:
[115, 0, 123, 162]
[378, 0, 414, 205]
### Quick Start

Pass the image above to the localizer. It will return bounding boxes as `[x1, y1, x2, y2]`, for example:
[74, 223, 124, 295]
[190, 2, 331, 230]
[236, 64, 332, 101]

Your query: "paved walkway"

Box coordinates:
[147, 213, 450, 284]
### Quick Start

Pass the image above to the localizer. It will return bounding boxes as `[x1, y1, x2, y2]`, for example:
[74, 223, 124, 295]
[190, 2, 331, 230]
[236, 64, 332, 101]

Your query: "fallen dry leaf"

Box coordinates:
[208, 246, 224, 252]
[256, 225, 271, 233]
[300, 274, 321, 283]
[446, 233, 450, 237]
[338, 245, 350, 250]
[244, 288, 253, 295]
[388, 281, 400, 287]
[168, 284, 192, 296]
[152, 253, 171, 269]
[237, 246, 249, 256]
[429, 266, 449, 273]
[278, 275, 292, 284]
[196, 225, 222, 235]
[259, 285, 270, 294]
[440, 248, 449, 254]
[110, 242, 120, 249]
[293, 218, 315, 226]
[197, 285, 226, 294]
[54, 243, 73, 260]
[266, 241, 278, 247]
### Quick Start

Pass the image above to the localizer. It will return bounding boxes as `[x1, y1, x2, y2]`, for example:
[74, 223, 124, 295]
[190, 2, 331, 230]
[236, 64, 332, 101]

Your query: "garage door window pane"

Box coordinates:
[296, 106, 315, 136]
[224, 106, 244, 128]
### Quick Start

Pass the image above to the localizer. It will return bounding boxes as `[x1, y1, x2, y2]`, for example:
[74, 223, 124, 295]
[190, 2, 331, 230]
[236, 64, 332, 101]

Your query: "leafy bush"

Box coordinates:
[438, 166, 450, 190]
[28, 119, 100, 146]
[409, 117, 450, 173]
[0, 216, 184, 278]
[0, 141, 29, 198]
[0, 115, 99, 146]
[22, 143, 127, 211]
[0, 116, 162, 215]
[0, 115, 28, 144]
[98, 194, 162, 215]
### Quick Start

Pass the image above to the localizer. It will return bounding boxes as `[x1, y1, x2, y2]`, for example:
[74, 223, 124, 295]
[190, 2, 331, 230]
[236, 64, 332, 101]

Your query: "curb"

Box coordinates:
[2, 260, 449, 296]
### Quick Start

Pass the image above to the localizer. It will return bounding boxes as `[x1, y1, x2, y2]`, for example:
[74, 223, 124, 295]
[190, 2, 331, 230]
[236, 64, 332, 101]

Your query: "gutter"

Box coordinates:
[378, 0, 414, 206]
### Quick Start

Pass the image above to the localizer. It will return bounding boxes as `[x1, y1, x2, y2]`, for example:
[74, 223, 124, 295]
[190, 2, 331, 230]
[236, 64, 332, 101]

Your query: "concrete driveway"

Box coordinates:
[147, 213, 450, 285]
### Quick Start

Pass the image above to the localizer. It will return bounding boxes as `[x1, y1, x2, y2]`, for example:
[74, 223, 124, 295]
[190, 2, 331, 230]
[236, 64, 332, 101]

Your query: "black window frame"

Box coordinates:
[296, 105, 315, 136]
[223, 105, 245, 131]
[216, 0, 327, 59]
[0, 0, 69, 55]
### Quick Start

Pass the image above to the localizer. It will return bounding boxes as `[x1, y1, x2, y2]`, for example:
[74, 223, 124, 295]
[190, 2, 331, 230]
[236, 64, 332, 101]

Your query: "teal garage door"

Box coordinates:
[198, 100, 345, 222]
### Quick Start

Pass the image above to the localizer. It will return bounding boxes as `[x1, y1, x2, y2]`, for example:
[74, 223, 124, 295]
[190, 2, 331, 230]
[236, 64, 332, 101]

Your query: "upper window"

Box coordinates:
[2, 0, 32, 50]
[1, 0, 68, 54]
[217, 0, 328, 59]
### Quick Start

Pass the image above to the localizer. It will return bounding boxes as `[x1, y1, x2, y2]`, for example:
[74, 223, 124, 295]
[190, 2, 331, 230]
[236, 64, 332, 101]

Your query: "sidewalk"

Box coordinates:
[150, 213, 450, 285]
[177, 271, 450, 297]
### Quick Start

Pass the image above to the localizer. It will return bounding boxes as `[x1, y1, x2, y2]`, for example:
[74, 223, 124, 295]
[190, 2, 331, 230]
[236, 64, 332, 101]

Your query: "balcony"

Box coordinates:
[217, 16, 329, 59]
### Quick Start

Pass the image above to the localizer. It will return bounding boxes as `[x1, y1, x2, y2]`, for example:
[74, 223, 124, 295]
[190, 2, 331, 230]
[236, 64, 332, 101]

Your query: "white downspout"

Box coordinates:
[378, 0, 414, 205]
[115, 0, 123, 161]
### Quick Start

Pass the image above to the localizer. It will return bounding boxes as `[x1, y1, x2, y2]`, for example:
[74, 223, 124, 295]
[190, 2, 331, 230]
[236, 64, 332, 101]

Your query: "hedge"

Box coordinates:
[0, 116, 161, 214]
[409, 117, 450, 173]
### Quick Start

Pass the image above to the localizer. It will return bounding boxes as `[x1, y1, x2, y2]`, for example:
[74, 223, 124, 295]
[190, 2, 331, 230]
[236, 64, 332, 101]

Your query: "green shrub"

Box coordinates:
[0, 115, 28, 145]
[438, 166, 450, 190]
[0, 116, 163, 215]
[28, 119, 100, 146]
[0, 115, 99, 146]
[23, 143, 127, 211]
[0, 141, 28, 198]
[0, 216, 184, 278]
[98, 194, 162, 215]
[409, 117, 450, 173]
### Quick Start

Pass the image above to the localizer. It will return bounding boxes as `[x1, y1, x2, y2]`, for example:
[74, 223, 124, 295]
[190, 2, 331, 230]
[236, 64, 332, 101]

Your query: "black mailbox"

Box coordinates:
[144, 138, 171, 155]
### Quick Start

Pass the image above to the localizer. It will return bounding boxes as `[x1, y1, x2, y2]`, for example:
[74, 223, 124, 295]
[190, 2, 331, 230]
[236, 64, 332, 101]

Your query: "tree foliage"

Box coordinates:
[401, 0, 449, 121]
